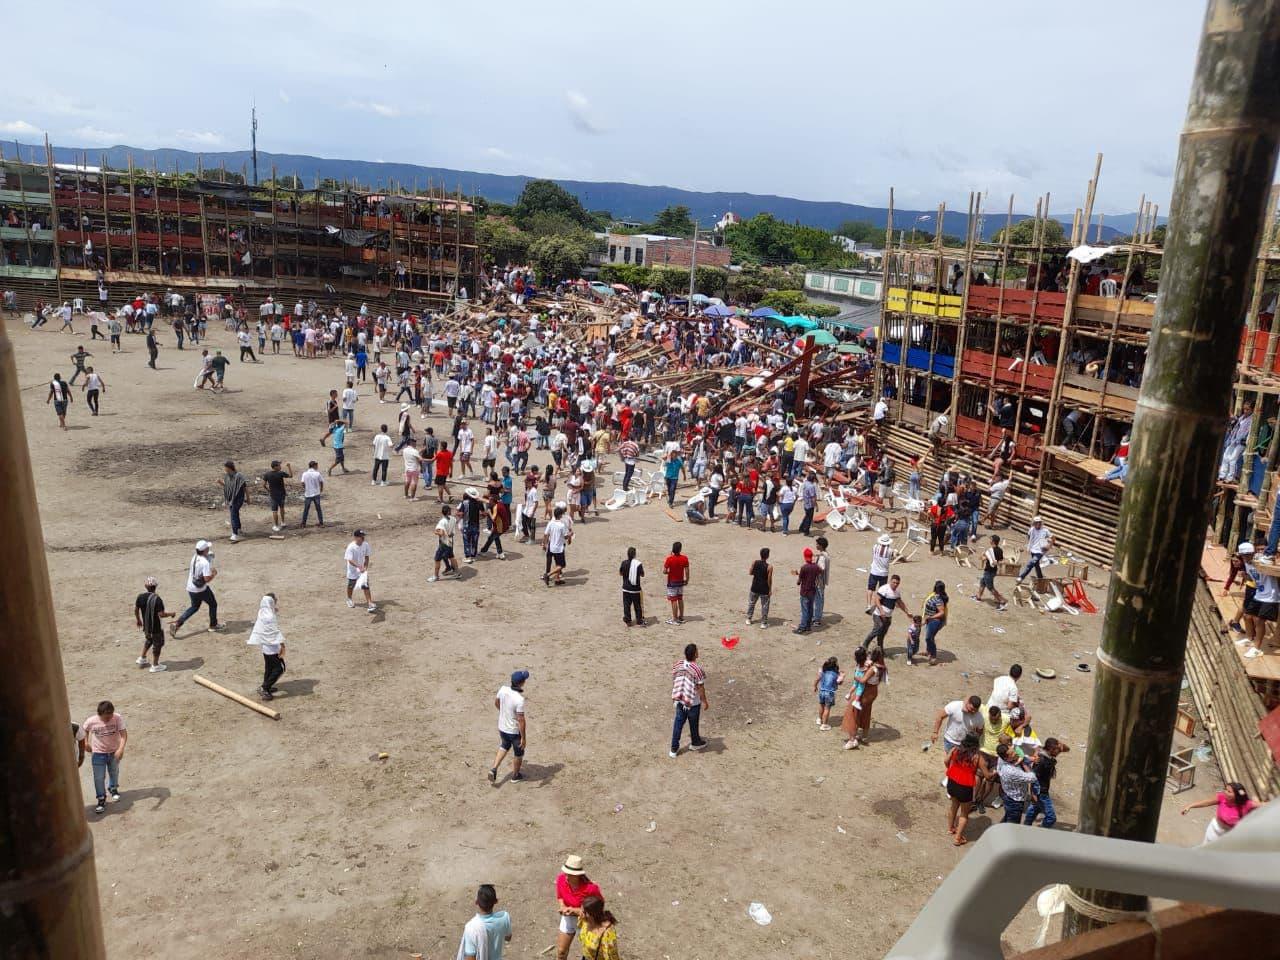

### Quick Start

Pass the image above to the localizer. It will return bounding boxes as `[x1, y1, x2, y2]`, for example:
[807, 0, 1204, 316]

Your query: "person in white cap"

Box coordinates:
[171, 541, 223, 636]
[866, 534, 896, 613]
[1238, 541, 1276, 658]
[344, 530, 375, 612]
[1015, 516, 1053, 585]
[134, 576, 175, 672]
[461, 487, 484, 563]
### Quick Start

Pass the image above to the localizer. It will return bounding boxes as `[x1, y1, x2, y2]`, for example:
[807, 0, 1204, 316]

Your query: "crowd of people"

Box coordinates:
[27, 281, 1260, 957]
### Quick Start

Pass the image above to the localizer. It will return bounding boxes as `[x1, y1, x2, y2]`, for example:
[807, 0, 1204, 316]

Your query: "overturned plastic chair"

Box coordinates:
[848, 508, 873, 531]
[604, 488, 628, 511]
[625, 489, 645, 507]
[827, 510, 848, 530]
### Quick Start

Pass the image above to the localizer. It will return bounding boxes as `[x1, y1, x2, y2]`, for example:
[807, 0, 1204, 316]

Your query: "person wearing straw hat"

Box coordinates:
[554, 855, 603, 960]
[866, 535, 895, 613]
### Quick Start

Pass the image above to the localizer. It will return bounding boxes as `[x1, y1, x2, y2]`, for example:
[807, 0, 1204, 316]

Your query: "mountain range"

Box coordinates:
[13, 141, 1152, 241]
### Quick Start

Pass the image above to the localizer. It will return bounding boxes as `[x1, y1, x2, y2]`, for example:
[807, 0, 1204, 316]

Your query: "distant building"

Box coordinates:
[804, 268, 883, 306]
[604, 233, 731, 269]
[716, 211, 742, 232]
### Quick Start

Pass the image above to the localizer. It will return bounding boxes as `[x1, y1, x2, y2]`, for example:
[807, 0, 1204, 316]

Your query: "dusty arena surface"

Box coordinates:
[12, 317, 1215, 959]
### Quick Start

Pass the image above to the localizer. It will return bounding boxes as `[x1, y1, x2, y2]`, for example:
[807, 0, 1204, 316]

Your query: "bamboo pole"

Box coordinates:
[193, 674, 281, 720]
[126, 154, 139, 271]
[44, 135, 63, 304]
[874, 189, 894, 403]
[197, 156, 211, 278]
[1064, 0, 1280, 935]
[0, 322, 107, 956]
[100, 154, 111, 272]
[947, 192, 979, 432]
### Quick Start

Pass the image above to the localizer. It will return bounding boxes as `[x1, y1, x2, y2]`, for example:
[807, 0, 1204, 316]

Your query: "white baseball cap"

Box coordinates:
[1238, 542, 1256, 555]
[195, 540, 211, 551]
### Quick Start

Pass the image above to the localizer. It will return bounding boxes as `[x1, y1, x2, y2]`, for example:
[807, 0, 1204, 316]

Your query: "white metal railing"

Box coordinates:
[885, 799, 1280, 960]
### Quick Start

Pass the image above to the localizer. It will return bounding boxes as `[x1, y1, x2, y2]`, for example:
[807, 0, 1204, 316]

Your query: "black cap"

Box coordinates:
[353, 528, 366, 537]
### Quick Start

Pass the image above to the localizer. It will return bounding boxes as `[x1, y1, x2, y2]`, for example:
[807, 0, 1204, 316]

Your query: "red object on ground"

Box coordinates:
[721, 636, 740, 650]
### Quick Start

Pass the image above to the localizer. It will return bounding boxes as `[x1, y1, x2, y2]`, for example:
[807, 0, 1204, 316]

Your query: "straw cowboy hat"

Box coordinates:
[562, 855, 586, 876]
[464, 487, 480, 498]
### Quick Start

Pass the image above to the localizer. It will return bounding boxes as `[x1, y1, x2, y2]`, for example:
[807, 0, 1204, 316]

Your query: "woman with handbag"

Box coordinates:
[576, 896, 619, 960]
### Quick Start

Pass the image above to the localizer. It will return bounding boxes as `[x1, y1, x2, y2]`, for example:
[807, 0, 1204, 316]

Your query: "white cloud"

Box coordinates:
[0, 119, 39, 135]
[484, 146, 512, 160]
[177, 130, 225, 146]
[279, 89, 291, 104]
[346, 98, 400, 118]
[71, 125, 125, 144]
[566, 90, 605, 135]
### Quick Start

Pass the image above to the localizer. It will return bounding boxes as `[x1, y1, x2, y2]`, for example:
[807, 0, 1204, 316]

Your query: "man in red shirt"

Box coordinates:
[662, 541, 690, 625]
[793, 547, 822, 634]
[433, 442, 454, 503]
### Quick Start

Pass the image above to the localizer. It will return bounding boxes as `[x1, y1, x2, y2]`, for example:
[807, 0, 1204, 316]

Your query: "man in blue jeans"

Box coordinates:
[171, 540, 223, 636]
[222, 460, 249, 543]
[669, 643, 708, 758]
[664, 451, 683, 507]
[793, 547, 822, 634]
[1023, 738, 1068, 828]
[77, 700, 127, 814]
[996, 742, 1039, 824]
[1014, 515, 1053, 584]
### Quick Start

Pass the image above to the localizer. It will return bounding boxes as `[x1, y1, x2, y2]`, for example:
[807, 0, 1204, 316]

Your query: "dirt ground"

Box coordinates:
[11, 315, 1218, 959]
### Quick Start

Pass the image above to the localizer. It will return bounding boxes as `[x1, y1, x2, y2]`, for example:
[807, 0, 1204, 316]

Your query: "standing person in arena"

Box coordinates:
[343, 529, 375, 612]
[458, 884, 513, 960]
[619, 546, 646, 627]
[663, 541, 690, 625]
[489, 670, 528, 784]
[248, 593, 287, 701]
[974, 534, 1009, 609]
[221, 460, 250, 542]
[813, 535, 832, 626]
[793, 547, 822, 634]
[171, 540, 223, 636]
[299, 460, 325, 527]
[553, 855, 602, 960]
[371, 424, 392, 487]
[669, 642, 708, 758]
[541, 505, 570, 586]
[81, 366, 106, 416]
[746, 547, 773, 628]
[945, 733, 990, 846]
[134, 576, 175, 672]
[261, 460, 292, 533]
[430, 504, 459, 582]
[1015, 515, 1053, 584]
[47, 372, 72, 429]
[76, 700, 127, 815]
[866, 534, 895, 612]
[865, 573, 911, 652]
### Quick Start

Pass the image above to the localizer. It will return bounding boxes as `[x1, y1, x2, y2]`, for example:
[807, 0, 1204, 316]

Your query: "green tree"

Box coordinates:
[992, 217, 1066, 247]
[477, 217, 531, 268]
[723, 213, 854, 268]
[512, 179, 592, 231]
[834, 220, 885, 244]
[649, 204, 695, 238]
[599, 263, 652, 288]
[760, 289, 807, 314]
[528, 233, 591, 282]
[649, 266, 688, 296]
[523, 210, 590, 239]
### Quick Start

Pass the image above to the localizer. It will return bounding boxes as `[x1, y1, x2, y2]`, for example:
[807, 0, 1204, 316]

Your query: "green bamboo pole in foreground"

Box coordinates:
[1064, 0, 1280, 936]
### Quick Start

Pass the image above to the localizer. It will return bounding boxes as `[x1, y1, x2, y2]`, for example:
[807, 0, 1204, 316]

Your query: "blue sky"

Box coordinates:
[2, 0, 1205, 215]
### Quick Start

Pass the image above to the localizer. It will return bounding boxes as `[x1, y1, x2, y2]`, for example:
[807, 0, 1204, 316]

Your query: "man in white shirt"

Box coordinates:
[490, 670, 529, 783]
[402, 441, 423, 501]
[457, 421, 475, 476]
[823, 440, 842, 477]
[873, 396, 889, 425]
[989, 664, 1032, 727]
[430, 505, 459, 582]
[341, 381, 358, 429]
[300, 460, 325, 527]
[542, 506, 570, 586]
[865, 534, 895, 612]
[1015, 516, 1053, 584]
[172, 540, 222, 636]
[984, 474, 1012, 527]
[371, 424, 392, 486]
[344, 530, 375, 612]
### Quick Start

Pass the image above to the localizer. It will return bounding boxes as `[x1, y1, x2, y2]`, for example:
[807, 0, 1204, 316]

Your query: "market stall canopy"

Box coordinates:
[589, 282, 615, 297]
[798, 329, 838, 346]
[750, 307, 782, 318]
[836, 342, 869, 355]
[859, 325, 879, 340]
[780, 316, 819, 331]
[729, 317, 750, 330]
[702, 304, 734, 317]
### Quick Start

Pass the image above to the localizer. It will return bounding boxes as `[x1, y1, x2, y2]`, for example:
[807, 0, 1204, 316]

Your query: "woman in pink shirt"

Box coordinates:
[1182, 782, 1258, 844]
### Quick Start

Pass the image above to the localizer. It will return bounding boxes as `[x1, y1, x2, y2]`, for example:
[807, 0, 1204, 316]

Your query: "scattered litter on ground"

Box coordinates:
[748, 902, 773, 925]
[836, 825, 847, 834]
[614, 803, 624, 813]
[895, 831, 910, 843]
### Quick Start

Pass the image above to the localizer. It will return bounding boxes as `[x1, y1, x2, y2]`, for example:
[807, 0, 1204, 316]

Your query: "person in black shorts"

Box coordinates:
[134, 576, 175, 672]
[262, 460, 293, 533]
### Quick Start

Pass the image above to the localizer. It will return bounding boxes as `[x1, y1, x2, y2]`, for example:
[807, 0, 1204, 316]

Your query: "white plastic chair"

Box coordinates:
[625, 489, 645, 507]
[827, 511, 847, 530]
[604, 489, 628, 511]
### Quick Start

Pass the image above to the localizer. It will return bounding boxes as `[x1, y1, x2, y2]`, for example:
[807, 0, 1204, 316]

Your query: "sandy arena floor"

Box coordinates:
[11, 315, 1216, 959]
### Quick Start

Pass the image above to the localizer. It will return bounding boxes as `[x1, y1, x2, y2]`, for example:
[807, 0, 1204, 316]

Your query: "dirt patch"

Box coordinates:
[78, 420, 310, 479]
